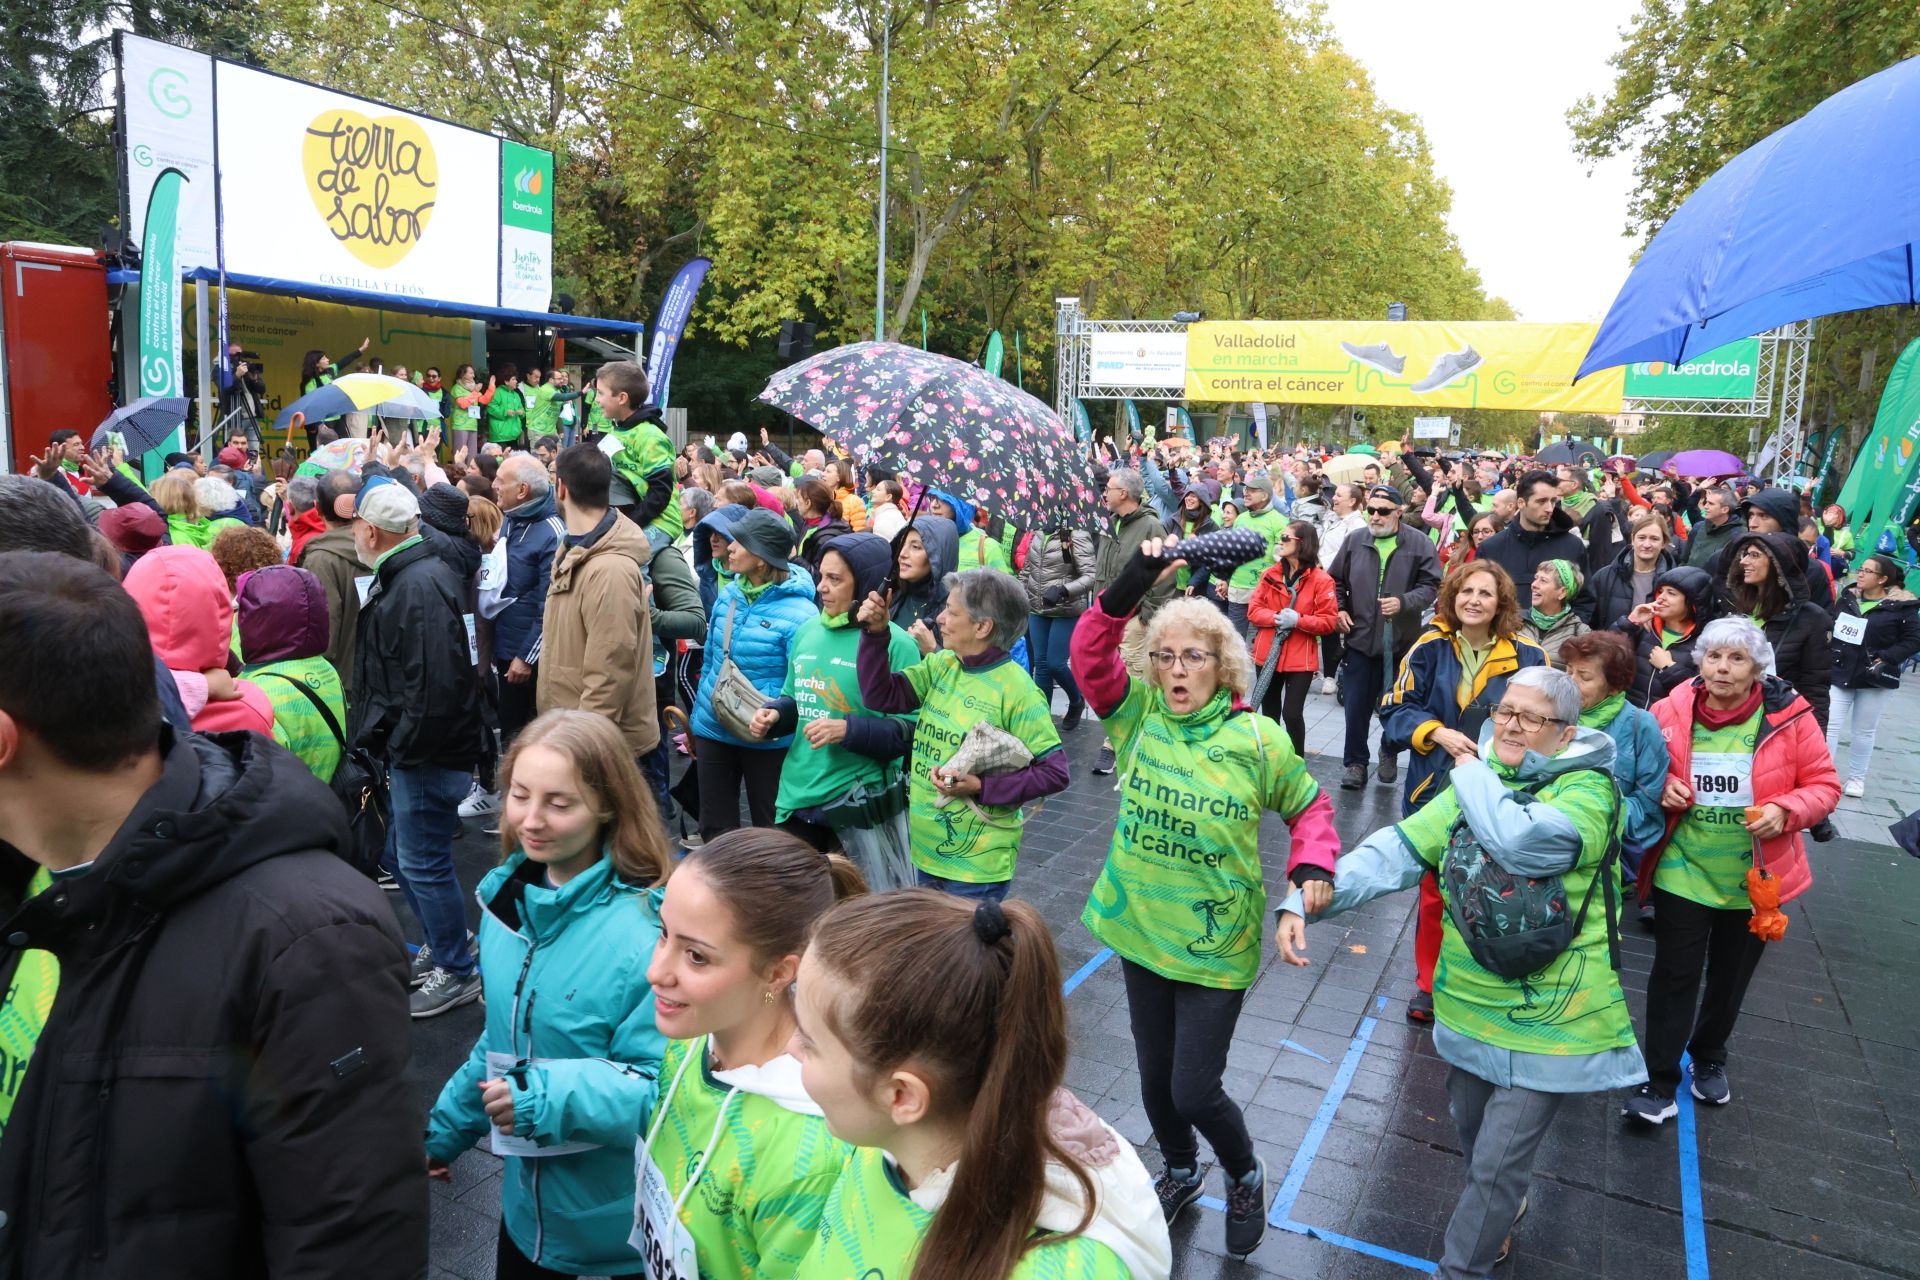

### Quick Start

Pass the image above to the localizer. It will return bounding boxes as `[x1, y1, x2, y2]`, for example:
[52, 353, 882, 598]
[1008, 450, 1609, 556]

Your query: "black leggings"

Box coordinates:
[693, 735, 784, 841]
[495, 1222, 574, 1280]
[1120, 958, 1256, 1178]
[1260, 669, 1315, 758]
[1644, 887, 1768, 1093]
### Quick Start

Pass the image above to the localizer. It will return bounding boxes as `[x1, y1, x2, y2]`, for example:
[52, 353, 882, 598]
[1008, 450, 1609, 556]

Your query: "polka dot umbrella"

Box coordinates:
[758, 341, 1102, 533]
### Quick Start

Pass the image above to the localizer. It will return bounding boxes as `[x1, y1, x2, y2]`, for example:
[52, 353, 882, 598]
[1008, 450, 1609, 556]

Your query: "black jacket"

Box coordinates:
[0, 730, 424, 1279]
[1327, 524, 1443, 659]
[1577, 543, 1677, 630]
[351, 537, 486, 769]
[1474, 513, 1587, 609]
[798, 514, 854, 579]
[1720, 531, 1835, 728]
[1684, 511, 1744, 568]
[1611, 565, 1716, 709]
[1578, 497, 1635, 575]
[1831, 586, 1920, 690]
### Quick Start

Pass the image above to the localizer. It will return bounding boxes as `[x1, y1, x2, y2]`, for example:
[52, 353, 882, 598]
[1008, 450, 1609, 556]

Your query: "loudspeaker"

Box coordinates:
[777, 320, 817, 361]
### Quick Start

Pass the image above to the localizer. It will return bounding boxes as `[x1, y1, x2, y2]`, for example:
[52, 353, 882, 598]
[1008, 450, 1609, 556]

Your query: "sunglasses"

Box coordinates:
[1365, 506, 1399, 517]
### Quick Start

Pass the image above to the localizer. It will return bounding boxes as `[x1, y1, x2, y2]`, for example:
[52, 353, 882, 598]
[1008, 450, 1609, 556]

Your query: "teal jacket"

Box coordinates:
[425, 853, 665, 1275]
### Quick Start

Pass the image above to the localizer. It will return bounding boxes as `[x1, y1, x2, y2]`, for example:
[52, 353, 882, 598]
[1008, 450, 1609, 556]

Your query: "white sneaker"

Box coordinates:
[1317, 676, 1338, 696]
[1843, 778, 1865, 798]
[1411, 346, 1483, 394]
[457, 783, 500, 818]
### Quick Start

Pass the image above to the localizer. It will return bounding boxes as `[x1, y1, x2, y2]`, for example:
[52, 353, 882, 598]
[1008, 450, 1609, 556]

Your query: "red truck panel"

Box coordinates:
[0, 243, 114, 474]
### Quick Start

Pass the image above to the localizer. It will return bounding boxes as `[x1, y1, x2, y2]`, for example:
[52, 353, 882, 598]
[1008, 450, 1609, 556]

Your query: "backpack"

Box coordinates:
[1439, 774, 1622, 981]
[258, 672, 389, 881]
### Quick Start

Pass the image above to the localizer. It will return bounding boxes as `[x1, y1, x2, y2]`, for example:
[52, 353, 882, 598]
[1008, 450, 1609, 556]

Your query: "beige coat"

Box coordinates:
[537, 512, 659, 754]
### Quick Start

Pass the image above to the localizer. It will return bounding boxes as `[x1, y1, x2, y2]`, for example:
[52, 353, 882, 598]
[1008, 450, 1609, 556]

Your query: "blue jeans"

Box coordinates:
[385, 763, 475, 975]
[916, 870, 1009, 902]
[1027, 613, 1084, 714]
[639, 745, 672, 825]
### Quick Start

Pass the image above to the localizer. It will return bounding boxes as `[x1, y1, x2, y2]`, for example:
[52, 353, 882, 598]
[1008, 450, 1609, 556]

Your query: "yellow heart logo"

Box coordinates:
[303, 110, 438, 269]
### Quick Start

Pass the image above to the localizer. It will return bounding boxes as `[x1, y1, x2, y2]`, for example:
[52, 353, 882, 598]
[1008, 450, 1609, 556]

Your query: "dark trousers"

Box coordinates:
[639, 745, 671, 825]
[1028, 613, 1084, 714]
[1321, 632, 1343, 678]
[1120, 958, 1256, 1178]
[1644, 887, 1768, 1094]
[1340, 643, 1402, 769]
[495, 1222, 574, 1280]
[1259, 669, 1314, 757]
[495, 658, 539, 753]
[693, 735, 784, 841]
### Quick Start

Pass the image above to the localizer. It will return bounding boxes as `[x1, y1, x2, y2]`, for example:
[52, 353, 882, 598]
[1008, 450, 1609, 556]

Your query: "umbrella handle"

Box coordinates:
[285, 411, 306, 457]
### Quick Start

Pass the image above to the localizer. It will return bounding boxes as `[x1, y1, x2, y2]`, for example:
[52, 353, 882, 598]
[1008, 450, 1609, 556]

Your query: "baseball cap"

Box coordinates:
[1367, 484, 1405, 507]
[353, 475, 420, 533]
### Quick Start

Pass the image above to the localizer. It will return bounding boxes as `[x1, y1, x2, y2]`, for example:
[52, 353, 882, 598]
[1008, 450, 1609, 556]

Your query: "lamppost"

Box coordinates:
[874, 6, 892, 342]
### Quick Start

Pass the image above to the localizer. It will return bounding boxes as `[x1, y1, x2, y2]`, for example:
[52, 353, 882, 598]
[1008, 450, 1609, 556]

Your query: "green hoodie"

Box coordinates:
[486, 384, 527, 443]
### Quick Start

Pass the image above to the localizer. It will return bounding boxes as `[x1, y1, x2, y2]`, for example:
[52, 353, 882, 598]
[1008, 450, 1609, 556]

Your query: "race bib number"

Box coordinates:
[629, 1142, 699, 1280]
[1834, 613, 1868, 646]
[597, 433, 624, 459]
[482, 1052, 597, 1158]
[1690, 752, 1754, 807]
[466, 403, 481, 421]
[354, 574, 375, 607]
[465, 613, 479, 666]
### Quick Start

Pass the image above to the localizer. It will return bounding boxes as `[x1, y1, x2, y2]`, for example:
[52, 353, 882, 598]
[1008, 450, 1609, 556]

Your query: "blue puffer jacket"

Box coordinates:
[1585, 695, 1669, 870]
[425, 853, 665, 1276]
[691, 562, 819, 748]
[495, 489, 566, 665]
[692, 503, 751, 618]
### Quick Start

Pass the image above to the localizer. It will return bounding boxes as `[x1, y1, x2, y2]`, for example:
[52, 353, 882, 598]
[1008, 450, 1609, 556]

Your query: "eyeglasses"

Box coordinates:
[1149, 648, 1218, 671]
[1491, 705, 1566, 733]
[1365, 506, 1399, 517]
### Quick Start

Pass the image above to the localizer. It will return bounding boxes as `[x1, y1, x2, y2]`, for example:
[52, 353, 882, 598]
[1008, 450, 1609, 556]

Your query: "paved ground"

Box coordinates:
[408, 680, 1920, 1280]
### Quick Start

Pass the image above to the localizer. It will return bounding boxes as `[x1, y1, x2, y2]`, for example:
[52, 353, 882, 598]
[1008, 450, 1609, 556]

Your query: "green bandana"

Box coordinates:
[820, 610, 853, 629]
[1579, 691, 1626, 729]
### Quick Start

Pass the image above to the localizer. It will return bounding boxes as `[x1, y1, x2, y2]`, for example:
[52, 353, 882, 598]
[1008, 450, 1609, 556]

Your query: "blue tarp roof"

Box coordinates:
[106, 266, 645, 337]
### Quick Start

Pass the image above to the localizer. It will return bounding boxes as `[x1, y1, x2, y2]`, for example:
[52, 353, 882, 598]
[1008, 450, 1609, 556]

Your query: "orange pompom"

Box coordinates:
[1747, 867, 1788, 941]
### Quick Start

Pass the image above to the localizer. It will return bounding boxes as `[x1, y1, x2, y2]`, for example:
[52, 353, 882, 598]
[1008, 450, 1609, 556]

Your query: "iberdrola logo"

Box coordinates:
[513, 166, 544, 196]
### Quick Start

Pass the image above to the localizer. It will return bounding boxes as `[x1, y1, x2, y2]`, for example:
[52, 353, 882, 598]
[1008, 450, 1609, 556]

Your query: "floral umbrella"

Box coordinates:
[758, 341, 1101, 533]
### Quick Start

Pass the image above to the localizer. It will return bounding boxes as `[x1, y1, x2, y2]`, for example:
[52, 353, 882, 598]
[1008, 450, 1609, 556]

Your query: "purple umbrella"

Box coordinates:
[758, 341, 1100, 532]
[1666, 448, 1745, 478]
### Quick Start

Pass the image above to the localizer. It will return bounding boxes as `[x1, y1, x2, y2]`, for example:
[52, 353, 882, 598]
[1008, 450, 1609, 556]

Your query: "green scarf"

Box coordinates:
[821, 610, 853, 629]
[1150, 686, 1235, 743]
[1579, 691, 1626, 729]
[1529, 605, 1573, 633]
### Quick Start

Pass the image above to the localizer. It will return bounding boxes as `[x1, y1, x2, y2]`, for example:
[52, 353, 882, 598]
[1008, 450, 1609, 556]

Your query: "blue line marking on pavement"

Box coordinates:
[1280, 1039, 1332, 1064]
[1270, 1010, 1380, 1222]
[1676, 1053, 1713, 1279]
[1061, 947, 1114, 997]
[1197, 1194, 1227, 1212]
[1283, 1219, 1438, 1274]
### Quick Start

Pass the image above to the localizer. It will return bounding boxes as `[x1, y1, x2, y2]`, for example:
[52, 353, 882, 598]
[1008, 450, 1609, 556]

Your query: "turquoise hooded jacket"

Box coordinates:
[425, 853, 665, 1275]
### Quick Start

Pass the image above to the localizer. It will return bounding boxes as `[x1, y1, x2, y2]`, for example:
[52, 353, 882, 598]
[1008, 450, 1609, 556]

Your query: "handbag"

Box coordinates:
[711, 598, 771, 741]
[936, 721, 1036, 830]
[258, 673, 388, 881]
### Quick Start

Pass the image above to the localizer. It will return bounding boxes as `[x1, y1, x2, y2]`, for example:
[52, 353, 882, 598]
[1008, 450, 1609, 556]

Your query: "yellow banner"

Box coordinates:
[1184, 321, 1625, 413]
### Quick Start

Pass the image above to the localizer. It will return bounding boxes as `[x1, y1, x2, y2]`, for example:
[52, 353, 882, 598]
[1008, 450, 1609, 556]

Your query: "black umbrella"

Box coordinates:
[1536, 440, 1604, 467]
[1639, 450, 1677, 473]
[90, 396, 190, 460]
[1890, 808, 1920, 860]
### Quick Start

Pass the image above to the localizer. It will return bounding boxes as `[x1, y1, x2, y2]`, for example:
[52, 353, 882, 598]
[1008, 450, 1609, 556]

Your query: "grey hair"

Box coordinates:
[1108, 468, 1145, 503]
[194, 475, 239, 514]
[1696, 616, 1775, 672]
[943, 569, 1030, 649]
[287, 475, 319, 513]
[682, 487, 715, 525]
[1507, 666, 1581, 728]
[498, 454, 551, 498]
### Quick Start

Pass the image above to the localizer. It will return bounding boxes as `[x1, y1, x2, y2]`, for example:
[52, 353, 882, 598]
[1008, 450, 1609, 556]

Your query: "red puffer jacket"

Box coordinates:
[1247, 562, 1339, 672]
[1642, 675, 1840, 905]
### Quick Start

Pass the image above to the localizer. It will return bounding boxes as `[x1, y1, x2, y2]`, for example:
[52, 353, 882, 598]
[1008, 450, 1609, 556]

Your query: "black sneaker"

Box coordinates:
[1406, 990, 1434, 1024]
[1637, 899, 1656, 930]
[1340, 763, 1366, 791]
[410, 966, 483, 1019]
[1689, 1061, 1731, 1105]
[1376, 756, 1398, 784]
[1223, 1157, 1268, 1257]
[1154, 1167, 1204, 1225]
[1092, 744, 1117, 776]
[1622, 1084, 1677, 1125]
[376, 869, 401, 893]
[1061, 704, 1085, 732]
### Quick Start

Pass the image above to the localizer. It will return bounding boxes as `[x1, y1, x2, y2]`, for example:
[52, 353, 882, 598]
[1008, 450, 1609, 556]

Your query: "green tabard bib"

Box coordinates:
[1656, 708, 1762, 909]
[902, 651, 1060, 883]
[1083, 683, 1320, 990]
[610, 419, 684, 540]
[795, 1146, 1129, 1280]
[775, 619, 919, 820]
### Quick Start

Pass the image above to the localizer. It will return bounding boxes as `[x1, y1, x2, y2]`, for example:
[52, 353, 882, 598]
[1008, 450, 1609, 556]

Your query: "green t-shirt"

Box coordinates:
[1373, 533, 1398, 588]
[775, 617, 920, 821]
[0, 867, 55, 1141]
[522, 382, 559, 438]
[1656, 708, 1762, 909]
[1658, 626, 1686, 650]
[794, 1146, 1129, 1280]
[1395, 763, 1636, 1057]
[1227, 506, 1290, 592]
[902, 650, 1061, 883]
[957, 528, 1012, 575]
[642, 1036, 850, 1280]
[611, 418, 684, 540]
[1860, 597, 1883, 614]
[1083, 684, 1322, 990]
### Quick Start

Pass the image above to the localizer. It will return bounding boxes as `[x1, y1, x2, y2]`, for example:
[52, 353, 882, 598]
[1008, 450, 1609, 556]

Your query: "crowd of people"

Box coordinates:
[2, 393, 1901, 1280]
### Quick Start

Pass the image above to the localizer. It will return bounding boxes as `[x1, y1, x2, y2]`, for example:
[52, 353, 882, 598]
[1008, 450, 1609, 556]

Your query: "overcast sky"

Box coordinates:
[1322, 0, 1644, 323]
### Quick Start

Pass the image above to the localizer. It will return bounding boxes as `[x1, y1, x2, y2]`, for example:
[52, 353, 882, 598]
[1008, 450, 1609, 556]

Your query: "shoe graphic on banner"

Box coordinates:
[1411, 346, 1483, 393]
[1341, 341, 1406, 376]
